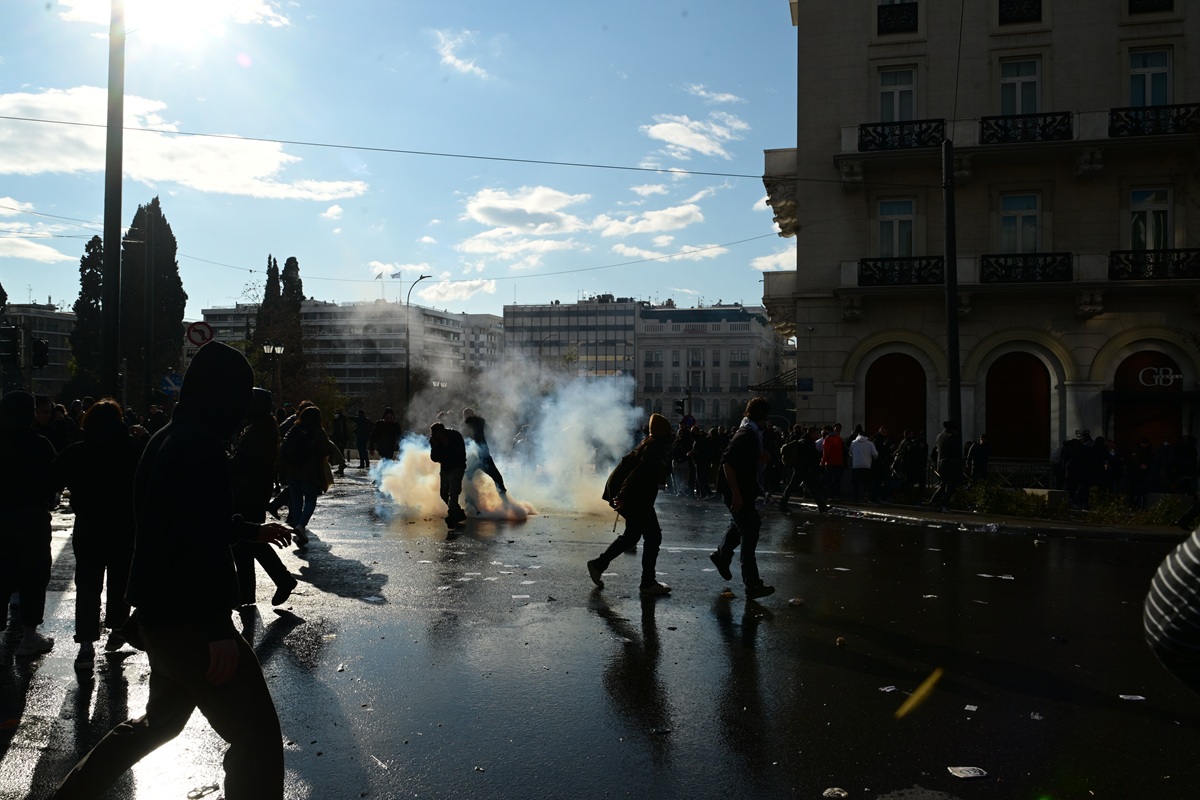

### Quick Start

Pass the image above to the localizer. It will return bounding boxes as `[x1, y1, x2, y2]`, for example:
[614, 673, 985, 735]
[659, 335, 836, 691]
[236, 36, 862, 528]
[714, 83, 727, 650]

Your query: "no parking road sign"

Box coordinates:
[186, 321, 214, 347]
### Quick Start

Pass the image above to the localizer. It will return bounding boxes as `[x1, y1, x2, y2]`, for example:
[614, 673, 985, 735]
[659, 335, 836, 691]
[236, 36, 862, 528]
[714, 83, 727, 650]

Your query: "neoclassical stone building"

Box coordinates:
[763, 0, 1200, 460]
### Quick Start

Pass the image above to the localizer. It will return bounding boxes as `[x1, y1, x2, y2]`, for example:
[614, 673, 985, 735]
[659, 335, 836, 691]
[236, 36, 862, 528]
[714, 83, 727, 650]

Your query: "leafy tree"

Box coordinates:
[276, 256, 307, 398]
[63, 236, 105, 399]
[252, 254, 280, 355]
[0, 278, 7, 316]
[119, 197, 187, 406]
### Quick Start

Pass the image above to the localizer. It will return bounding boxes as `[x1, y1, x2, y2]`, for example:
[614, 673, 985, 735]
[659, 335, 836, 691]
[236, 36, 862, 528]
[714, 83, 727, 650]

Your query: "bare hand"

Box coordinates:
[729, 491, 743, 512]
[612, 498, 624, 512]
[207, 638, 240, 685]
[257, 522, 292, 548]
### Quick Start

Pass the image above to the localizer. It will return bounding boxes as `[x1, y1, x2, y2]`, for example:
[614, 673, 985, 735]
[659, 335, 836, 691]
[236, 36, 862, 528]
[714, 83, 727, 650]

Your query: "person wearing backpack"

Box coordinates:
[587, 413, 674, 596]
[279, 406, 344, 546]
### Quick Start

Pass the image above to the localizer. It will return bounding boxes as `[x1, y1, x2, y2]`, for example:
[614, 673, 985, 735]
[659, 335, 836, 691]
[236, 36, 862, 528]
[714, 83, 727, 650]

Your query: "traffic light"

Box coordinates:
[674, 399, 686, 416]
[31, 338, 49, 369]
[0, 326, 20, 368]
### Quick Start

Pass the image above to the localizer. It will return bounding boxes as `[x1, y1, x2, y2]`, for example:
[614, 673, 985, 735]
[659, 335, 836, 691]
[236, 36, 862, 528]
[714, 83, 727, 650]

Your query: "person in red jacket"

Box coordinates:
[820, 422, 845, 500]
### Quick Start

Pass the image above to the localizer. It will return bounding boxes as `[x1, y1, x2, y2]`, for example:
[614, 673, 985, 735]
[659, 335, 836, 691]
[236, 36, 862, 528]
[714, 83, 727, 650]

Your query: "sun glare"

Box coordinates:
[62, 0, 287, 46]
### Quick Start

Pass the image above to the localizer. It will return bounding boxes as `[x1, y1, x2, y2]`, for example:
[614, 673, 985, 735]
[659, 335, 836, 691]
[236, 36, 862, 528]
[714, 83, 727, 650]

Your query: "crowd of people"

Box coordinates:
[7, 340, 1200, 798]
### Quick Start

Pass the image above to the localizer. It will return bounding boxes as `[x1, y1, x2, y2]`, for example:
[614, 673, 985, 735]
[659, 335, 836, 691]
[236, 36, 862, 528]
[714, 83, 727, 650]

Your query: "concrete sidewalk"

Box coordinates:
[777, 496, 1191, 543]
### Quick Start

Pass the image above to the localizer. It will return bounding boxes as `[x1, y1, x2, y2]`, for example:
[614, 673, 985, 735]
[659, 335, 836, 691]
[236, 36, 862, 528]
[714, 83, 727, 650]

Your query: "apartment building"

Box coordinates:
[763, 0, 1200, 458]
[503, 295, 640, 377]
[201, 300, 502, 399]
[636, 302, 786, 428]
[1, 302, 74, 398]
[503, 296, 788, 428]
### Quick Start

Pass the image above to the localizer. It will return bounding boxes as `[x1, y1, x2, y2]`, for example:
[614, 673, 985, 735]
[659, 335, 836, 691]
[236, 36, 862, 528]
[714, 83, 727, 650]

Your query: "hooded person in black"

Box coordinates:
[231, 388, 298, 606]
[51, 398, 143, 670]
[49, 341, 293, 800]
[587, 413, 674, 595]
[0, 390, 57, 657]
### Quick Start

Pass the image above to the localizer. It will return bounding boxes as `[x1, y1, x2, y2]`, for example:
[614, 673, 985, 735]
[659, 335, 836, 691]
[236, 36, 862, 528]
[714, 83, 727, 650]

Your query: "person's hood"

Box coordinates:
[0, 390, 35, 431]
[174, 341, 253, 436]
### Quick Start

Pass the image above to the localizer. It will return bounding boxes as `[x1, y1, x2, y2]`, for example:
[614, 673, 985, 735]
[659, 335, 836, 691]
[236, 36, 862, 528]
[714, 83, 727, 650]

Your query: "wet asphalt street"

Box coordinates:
[4, 472, 1200, 800]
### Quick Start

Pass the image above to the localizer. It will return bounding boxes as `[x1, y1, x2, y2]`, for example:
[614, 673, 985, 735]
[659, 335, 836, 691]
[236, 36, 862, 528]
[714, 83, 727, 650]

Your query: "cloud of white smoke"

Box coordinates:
[373, 360, 644, 521]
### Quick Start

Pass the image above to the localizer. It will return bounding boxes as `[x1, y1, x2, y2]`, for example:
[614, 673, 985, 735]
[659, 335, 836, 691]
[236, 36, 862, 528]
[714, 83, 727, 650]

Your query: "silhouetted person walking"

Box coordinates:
[48, 341, 292, 800]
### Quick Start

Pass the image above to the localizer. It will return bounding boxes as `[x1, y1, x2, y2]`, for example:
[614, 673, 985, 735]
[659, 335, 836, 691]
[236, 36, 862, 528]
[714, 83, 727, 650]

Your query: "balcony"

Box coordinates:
[980, 253, 1073, 283]
[1129, 0, 1173, 12]
[858, 119, 945, 152]
[979, 112, 1072, 144]
[877, 2, 918, 35]
[643, 360, 663, 367]
[858, 257, 945, 286]
[728, 360, 751, 368]
[1109, 249, 1200, 280]
[1109, 104, 1200, 137]
[999, 0, 1041, 24]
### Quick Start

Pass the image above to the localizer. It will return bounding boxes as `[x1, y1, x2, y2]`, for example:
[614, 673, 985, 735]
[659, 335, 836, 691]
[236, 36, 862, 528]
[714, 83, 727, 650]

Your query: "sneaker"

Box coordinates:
[624, 544, 638, 555]
[586, 559, 605, 589]
[639, 582, 672, 596]
[709, 551, 733, 581]
[103, 631, 125, 652]
[74, 643, 95, 670]
[746, 584, 775, 599]
[272, 575, 299, 606]
[293, 527, 309, 548]
[16, 631, 54, 657]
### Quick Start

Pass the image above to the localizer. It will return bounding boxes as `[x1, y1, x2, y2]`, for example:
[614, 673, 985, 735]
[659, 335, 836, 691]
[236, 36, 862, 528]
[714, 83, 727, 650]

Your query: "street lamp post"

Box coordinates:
[262, 340, 285, 399]
[404, 274, 431, 415]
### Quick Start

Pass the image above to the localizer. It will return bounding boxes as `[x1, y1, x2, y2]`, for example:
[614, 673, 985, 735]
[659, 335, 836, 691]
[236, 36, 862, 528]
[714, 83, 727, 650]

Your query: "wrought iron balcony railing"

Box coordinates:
[1129, 0, 1174, 13]
[979, 111, 1072, 144]
[1109, 249, 1200, 280]
[999, 0, 1042, 25]
[858, 119, 945, 152]
[877, 2, 918, 35]
[1109, 104, 1200, 137]
[858, 256, 945, 286]
[980, 253, 1073, 283]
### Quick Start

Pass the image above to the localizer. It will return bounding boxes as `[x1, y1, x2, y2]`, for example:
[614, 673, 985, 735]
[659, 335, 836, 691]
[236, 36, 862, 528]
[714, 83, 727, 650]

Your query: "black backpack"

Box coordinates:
[602, 448, 643, 503]
[280, 427, 313, 466]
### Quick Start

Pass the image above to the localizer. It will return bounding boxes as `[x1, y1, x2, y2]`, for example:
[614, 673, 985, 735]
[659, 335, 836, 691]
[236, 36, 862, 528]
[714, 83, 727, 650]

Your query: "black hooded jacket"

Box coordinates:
[0, 391, 56, 525]
[125, 342, 260, 640]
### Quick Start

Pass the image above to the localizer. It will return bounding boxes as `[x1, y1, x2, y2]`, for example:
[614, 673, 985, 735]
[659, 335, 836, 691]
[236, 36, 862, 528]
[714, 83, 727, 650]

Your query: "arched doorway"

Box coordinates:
[985, 352, 1050, 458]
[864, 353, 925, 437]
[1112, 351, 1183, 453]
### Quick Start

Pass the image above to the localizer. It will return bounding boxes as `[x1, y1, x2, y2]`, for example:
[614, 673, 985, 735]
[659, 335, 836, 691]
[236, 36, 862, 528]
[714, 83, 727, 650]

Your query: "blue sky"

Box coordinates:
[1, 0, 796, 320]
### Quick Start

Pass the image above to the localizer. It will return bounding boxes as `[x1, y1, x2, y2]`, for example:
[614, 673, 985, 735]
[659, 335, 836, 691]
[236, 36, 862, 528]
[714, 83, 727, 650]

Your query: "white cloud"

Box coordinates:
[419, 278, 497, 303]
[369, 260, 431, 278]
[0, 197, 34, 217]
[0, 234, 75, 264]
[0, 87, 368, 201]
[321, 204, 344, 220]
[456, 228, 578, 262]
[684, 187, 718, 203]
[332, 227, 342, 235]
[751, 248, 795, 272]
[684, 83, 745, 105]
[753, 195, 772, 212]
[594, 204, 704, 237]
[640, 111, 750, 160]
[611, 242, 727, 262]
[463, 186, 590, 233]
[433, 30, 489, 79]
[670, 287, 699, 295]
[631, 184, 669, 197]
[652, 235, 674, 247]
[418, 235, 437, 244]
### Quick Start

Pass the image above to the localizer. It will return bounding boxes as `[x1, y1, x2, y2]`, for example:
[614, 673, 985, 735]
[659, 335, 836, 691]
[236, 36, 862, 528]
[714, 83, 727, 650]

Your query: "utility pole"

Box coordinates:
[101, 0, 126, 396]
[942, 139, 962, 438]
